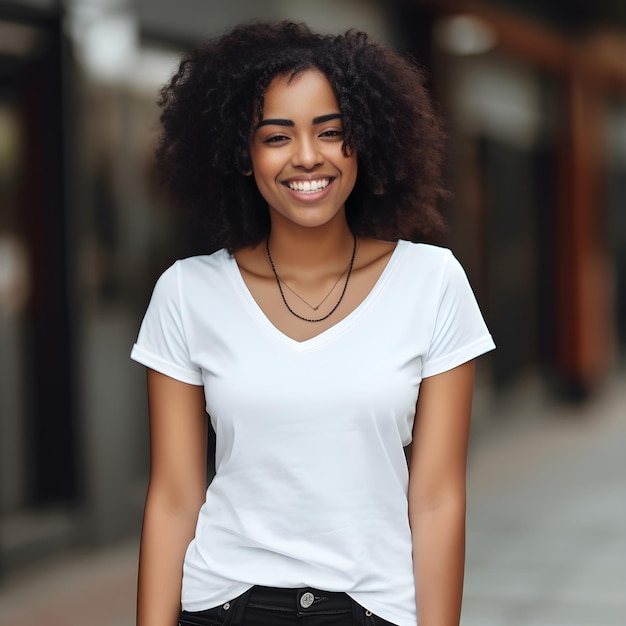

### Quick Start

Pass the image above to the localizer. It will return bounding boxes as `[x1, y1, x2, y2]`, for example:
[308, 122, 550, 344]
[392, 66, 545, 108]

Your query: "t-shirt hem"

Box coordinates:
[130, 344, 203, 386]
[182, 581, 252, 612]
[422, 335, 495, 379]
[183, 585, 414, 626]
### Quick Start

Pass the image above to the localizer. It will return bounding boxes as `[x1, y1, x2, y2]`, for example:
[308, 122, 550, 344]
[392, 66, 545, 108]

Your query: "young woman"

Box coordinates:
[131, 21, 495, 626]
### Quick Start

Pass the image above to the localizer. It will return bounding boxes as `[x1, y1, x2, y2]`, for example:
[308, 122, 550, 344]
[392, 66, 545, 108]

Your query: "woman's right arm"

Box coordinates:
[137, 369, 208, 626]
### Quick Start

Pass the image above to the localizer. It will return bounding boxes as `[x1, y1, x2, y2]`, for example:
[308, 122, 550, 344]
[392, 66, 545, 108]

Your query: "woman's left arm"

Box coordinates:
[409, 360, 476, 626]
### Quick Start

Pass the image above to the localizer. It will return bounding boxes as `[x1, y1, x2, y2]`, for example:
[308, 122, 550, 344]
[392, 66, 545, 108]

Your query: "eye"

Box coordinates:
[319, 129, 343, 139]
[262, 134, 290, 145]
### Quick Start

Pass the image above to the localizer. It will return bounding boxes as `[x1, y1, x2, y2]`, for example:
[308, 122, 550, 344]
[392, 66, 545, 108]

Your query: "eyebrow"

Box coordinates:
[256, 113, 342, 129]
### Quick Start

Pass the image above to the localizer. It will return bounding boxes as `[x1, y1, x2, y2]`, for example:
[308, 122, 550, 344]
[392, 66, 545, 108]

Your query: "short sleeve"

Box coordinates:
[130, 262, 203, 385]
[421, 251, 495, 378]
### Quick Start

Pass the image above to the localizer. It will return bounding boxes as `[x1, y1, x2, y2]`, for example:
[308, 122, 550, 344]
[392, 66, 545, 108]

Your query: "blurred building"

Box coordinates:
[399, 0, 626, 399]
[0, 0, 624, 577]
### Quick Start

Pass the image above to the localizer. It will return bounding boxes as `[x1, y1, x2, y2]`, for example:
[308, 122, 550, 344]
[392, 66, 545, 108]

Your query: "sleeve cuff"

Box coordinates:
[130, 344, 204, 386]
[421, 335, 495, 379]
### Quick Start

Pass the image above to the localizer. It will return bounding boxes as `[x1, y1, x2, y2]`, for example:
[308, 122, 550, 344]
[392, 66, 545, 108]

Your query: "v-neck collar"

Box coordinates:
[225, 240, 408, 351]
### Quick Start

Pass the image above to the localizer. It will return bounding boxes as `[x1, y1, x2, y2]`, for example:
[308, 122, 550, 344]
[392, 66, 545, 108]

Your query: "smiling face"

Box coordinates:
[248, 69, 358, 232]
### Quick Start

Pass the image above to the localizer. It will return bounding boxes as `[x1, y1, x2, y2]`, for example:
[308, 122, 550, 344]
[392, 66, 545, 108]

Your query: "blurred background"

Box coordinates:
[0, 0, 624, 624]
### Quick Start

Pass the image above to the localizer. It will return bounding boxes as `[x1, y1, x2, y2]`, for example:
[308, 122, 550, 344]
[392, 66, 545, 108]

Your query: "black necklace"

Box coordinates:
[266, 233, 357, 323]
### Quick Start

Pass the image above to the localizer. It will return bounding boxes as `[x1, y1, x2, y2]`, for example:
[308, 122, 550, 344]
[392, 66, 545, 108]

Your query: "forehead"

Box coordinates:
[261, 69, 340, 117]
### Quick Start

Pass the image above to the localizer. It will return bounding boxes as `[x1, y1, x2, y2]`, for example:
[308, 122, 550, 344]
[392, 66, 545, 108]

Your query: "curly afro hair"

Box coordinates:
[156, 21, 448, 252]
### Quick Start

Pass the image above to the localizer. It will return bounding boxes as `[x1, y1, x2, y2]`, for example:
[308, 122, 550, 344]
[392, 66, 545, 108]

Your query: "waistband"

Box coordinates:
[248, 586, 353, 614]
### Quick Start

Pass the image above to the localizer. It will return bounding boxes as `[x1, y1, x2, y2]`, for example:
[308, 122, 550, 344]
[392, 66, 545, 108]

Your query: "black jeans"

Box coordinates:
[178, 586, 397, 626]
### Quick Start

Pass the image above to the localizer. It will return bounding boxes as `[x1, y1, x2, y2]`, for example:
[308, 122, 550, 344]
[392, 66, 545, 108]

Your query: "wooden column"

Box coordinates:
[555, 61, 613, 395]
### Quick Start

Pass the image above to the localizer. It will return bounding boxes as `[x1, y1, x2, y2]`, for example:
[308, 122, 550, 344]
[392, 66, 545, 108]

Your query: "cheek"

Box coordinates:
[250, 151, 280, 180]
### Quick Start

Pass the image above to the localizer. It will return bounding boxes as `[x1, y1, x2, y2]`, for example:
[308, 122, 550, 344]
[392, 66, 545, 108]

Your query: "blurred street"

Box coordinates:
[464, 375, 626, 626]
[0, 376, 623, 626]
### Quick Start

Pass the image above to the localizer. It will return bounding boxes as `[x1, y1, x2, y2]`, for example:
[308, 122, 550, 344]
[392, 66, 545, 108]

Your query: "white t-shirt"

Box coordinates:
[131, 240, 495, 626]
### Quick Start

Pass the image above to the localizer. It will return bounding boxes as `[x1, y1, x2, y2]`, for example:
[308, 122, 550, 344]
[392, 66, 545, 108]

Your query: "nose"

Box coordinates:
[291, 136, 322, 170]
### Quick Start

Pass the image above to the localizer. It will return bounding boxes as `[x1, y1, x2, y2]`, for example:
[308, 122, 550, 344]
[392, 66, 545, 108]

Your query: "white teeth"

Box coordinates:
[287, 178, 330, 193]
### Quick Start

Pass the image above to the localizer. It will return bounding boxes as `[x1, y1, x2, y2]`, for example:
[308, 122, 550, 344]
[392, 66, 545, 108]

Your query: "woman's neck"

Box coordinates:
[266, 217, 355, 274]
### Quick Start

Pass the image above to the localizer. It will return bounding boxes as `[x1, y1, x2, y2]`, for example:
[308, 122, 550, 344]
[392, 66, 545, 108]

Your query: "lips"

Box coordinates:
[284, 177, 331, 193]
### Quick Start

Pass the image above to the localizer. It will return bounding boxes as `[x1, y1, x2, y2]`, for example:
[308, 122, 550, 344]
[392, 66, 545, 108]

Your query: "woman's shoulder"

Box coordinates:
[355, 238, 455, 279]
[394, 240, 455, 268]
[354, 238, 397, 271]
[389, 241, 474, 300]
[158, 248, 231, 280]
[149, 248, 232, 299]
